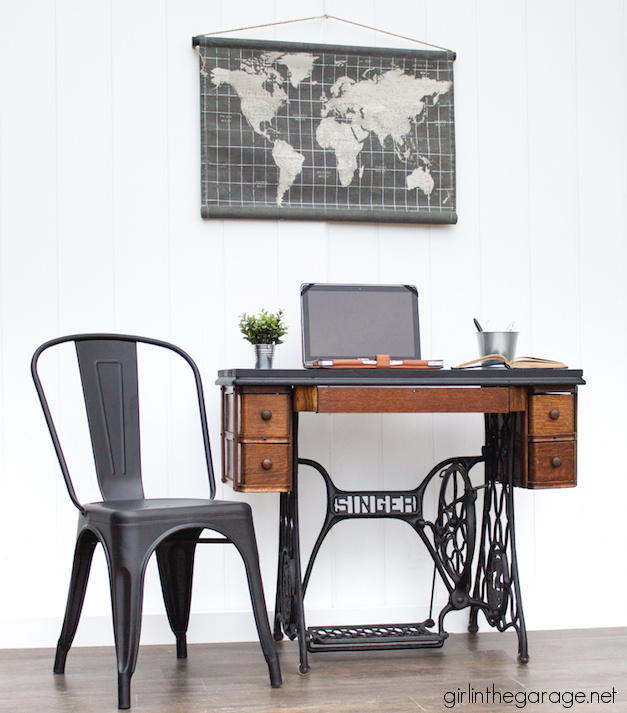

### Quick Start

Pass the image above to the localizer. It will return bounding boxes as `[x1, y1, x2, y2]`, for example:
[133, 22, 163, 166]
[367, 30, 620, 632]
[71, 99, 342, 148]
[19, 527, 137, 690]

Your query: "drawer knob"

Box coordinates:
[549, 409, 560, 420]
[261, 410, 273, 421]
[552, 457, 562, 468]
[261, 459, 273, 470]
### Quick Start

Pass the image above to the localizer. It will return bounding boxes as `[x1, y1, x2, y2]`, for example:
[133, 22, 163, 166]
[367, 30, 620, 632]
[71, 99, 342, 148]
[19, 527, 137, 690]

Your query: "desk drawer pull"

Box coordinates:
[549, 409, 560, 420]
[552, 457, 562, 468]
[261, 409, 273, 421]
[262, 458, 273, 470]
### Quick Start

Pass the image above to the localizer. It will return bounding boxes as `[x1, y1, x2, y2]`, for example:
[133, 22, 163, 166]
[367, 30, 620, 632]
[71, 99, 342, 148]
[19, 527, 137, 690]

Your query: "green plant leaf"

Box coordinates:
[238, 309, 288, 344]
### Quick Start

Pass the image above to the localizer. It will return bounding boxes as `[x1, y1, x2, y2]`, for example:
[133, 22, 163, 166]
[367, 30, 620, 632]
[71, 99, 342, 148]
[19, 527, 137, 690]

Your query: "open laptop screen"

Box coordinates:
[301, 284, 421, 367]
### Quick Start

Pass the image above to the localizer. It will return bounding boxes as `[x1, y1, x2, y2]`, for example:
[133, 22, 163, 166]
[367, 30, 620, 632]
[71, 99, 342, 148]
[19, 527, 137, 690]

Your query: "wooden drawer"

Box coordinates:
[239, 443, 291, 491]
[528, 441, 576, 488]
[240, 393, 290, 437]
[529, 394, 574, 437]
[221, 386, 292, 493]
[521, 390, 577, 489]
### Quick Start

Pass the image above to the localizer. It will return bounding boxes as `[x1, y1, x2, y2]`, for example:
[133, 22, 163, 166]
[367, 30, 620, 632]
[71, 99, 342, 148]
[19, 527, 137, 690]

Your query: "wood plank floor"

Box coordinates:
[0, 628, 624, 712]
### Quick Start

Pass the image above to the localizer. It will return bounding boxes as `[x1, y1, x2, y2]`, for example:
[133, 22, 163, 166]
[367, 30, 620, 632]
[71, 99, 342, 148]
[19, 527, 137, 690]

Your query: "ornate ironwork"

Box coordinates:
[469, 412, 528, 662]
[486, 543, 510, 619]
[434, 462, 477, 584]
[273, 412, 310, 672]
[273, 410, 529, 671]
[274, 530, 297, 641]
[308, 622, 445, 652]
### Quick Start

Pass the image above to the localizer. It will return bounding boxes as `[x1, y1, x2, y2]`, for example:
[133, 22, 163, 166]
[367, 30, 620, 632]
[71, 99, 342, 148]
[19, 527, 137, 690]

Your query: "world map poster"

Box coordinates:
[192, 36, 456, 224]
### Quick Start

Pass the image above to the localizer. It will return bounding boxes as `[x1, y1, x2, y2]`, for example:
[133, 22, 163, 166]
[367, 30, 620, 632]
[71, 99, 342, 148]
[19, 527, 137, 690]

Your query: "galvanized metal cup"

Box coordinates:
[476, 331, 518, 366]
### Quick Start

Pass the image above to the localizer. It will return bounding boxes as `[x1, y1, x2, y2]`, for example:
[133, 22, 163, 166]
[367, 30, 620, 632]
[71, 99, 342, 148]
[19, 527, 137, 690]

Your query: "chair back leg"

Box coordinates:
[156, 528, 204, 659]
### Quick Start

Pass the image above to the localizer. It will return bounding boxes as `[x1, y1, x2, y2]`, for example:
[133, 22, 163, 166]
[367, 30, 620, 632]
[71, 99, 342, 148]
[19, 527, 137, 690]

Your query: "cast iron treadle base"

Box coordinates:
[307, 621, 447, 652]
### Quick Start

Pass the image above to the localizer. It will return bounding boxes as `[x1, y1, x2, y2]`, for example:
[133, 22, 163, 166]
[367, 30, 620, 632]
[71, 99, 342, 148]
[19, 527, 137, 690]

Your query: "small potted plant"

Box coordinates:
[238, 309, 288, 368]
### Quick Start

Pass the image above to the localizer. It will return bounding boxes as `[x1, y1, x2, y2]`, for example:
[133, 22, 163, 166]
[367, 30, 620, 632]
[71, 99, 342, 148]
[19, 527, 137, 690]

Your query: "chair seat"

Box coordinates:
[85, 498, 251, 526]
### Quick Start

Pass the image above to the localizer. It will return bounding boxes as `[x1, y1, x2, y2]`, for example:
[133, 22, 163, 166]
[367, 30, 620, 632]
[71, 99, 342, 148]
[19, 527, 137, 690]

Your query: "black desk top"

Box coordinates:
[216, 368, 585, 388]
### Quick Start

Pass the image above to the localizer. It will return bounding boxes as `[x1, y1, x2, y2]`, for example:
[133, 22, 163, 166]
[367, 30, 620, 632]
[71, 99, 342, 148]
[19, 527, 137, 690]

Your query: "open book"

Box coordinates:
[454, 354, 567, 369]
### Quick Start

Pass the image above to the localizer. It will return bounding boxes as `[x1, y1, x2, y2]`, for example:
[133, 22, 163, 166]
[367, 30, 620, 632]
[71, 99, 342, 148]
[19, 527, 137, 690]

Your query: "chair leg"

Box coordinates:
[106, 538, 149, 709]
[224, 515, 282, 688]
[54, 531, 98, 674]
[156, 528, 203, 659]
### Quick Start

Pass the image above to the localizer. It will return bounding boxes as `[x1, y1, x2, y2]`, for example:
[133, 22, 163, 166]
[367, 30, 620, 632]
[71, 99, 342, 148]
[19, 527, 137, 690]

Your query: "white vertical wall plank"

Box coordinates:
[473, 0, 532, 341]
[55, 0, 116, 333]
[525, 0, 580, 362]
[0, 0, 64, 621]
[109, 0, 171, 338]
[533, 0, 627, 629]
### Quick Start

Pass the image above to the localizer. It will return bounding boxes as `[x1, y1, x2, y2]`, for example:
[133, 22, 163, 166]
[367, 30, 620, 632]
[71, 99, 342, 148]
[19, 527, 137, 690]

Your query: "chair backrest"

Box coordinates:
[31, 333, 216, 510]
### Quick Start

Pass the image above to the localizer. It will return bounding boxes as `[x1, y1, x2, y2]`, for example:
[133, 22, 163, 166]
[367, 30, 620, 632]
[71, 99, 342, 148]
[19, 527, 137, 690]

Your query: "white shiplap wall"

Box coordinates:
[0, 0, 625, 648]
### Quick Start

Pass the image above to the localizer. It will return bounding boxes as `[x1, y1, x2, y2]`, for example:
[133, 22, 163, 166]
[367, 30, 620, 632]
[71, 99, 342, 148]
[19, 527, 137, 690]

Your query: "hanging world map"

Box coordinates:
[193, 37, 456, 223]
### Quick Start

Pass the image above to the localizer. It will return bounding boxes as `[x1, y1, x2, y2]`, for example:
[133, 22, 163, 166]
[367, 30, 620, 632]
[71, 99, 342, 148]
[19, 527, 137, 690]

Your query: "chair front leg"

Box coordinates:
[54, 529, 99, 674]
[105, 531, 151, 710]
[222, 515, 282, 688]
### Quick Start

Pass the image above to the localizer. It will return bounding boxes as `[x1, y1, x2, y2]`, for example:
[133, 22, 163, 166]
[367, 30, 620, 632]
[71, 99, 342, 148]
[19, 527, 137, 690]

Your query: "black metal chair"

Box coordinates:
[31, 334, 281, 709]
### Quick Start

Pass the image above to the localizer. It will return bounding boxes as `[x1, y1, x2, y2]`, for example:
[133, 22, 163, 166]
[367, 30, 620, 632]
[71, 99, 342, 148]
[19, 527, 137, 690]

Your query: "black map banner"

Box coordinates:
[192, 36, 456, 224]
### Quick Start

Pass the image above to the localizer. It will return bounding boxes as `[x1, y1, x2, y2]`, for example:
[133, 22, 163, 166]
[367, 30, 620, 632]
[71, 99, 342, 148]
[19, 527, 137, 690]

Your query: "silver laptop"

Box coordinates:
[301, 283, 422, 368]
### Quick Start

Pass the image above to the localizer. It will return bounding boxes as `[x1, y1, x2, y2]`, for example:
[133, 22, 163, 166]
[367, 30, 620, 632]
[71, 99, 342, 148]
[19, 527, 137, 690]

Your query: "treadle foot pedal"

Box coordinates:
[307, 621, 447, 652]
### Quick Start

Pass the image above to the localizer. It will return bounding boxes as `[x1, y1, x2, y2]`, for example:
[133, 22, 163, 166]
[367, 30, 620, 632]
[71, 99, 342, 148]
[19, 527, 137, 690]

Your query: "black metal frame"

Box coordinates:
[469, 412, 528, 661]
[273, 410, 529, 673]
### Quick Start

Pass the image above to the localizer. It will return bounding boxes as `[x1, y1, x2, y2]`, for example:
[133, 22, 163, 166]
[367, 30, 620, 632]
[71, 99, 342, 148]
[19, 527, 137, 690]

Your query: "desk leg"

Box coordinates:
[273, 413, 310, 674]
[470, 413, 529, 663]
[274, 414, 528, 667]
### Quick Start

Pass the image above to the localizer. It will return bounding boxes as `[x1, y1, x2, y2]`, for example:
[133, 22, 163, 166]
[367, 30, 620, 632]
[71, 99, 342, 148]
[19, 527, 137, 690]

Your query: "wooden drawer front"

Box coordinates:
[528, 441, 576, 488]
[239, 443, 291, 492]
[529, 394, 574, 436]
[314, 386, 513, 414]
[240, 394, 290, 437]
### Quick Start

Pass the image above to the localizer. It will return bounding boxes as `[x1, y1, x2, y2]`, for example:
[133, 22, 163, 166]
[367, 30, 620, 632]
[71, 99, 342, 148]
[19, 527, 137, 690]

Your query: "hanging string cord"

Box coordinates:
[200, 15, 324, 37]
[197, 14, 453, 53]
[194, 44, 207, 76]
